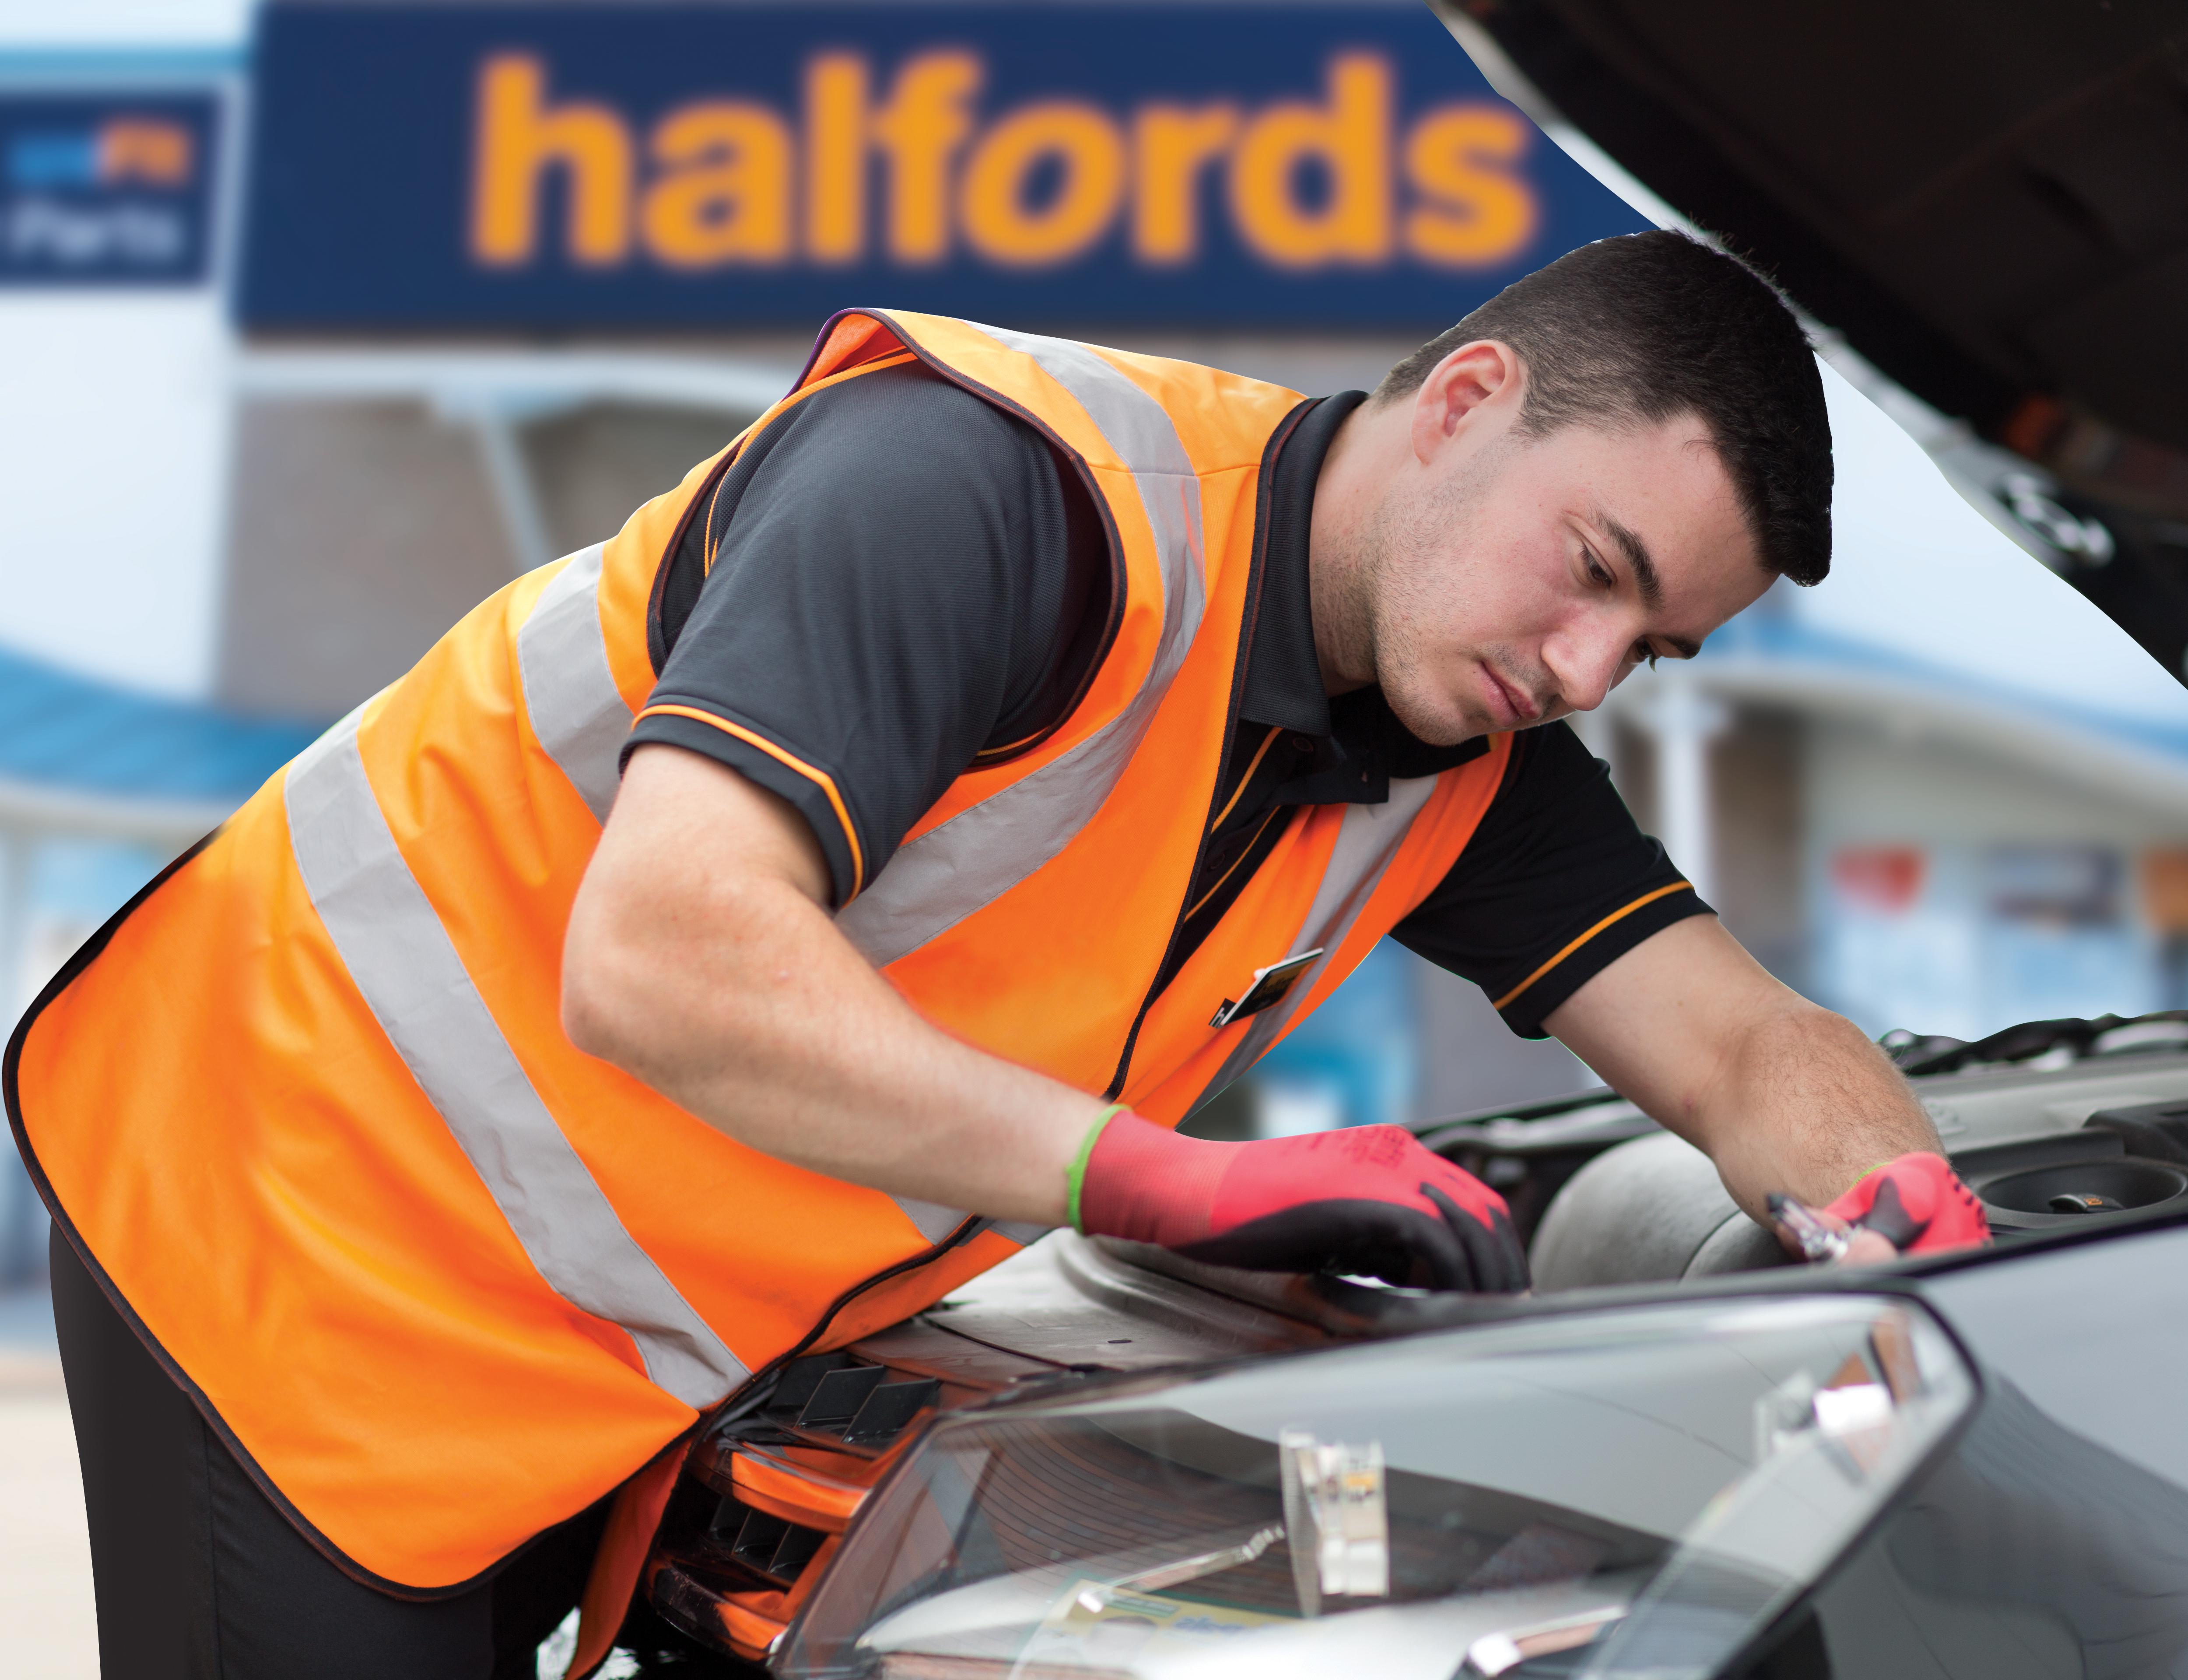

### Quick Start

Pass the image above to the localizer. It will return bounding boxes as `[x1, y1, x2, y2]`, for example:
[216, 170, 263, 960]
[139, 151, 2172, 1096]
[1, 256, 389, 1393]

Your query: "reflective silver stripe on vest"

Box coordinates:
[1186, 777, 1442, 1118]
[516, 544, 631, 825]
[283, 716, 746, 1410]
[891, 1194, 975, 1246]
[890, 1203, 1052, 1250]
[836, 324, 1208, 968]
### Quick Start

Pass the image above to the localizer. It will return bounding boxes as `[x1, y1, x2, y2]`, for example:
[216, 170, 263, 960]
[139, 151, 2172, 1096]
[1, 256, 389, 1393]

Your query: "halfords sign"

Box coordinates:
[238, 3, 1645, 331]
[0, 94, 220, 285]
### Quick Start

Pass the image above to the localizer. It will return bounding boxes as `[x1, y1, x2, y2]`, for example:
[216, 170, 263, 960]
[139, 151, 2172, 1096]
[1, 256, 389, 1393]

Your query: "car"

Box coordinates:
[582, 5, 2188, 1672]
[593, 1009, 2188, 1679]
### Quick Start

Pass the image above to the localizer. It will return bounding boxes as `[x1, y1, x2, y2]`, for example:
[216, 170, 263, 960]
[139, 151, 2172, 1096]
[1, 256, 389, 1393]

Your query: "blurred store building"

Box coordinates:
[3, 0, 2188, 1274]
[1602, 606, 2188, 1043]
[1585, 346, 2188, 1057]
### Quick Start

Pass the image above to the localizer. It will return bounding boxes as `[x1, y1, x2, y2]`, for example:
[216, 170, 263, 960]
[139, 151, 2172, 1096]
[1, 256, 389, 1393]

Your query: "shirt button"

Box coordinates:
[1290, 734, 1316, 755]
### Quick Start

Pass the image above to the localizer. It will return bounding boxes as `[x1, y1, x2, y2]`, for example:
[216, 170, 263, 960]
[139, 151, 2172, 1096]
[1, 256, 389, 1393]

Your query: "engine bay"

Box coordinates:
[625, 1014, 2188, 1673]
[1435, 1018, 2188, 1292]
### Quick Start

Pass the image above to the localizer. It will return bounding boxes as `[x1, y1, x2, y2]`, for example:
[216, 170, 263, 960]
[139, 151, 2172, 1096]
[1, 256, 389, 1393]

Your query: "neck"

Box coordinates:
[1307, 396, 1404, 697]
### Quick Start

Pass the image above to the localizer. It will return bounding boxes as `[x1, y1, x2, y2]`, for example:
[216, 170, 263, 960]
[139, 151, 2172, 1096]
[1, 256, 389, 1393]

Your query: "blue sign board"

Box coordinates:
[0, 93, 221, 285]
[239, 3, 1646, 332]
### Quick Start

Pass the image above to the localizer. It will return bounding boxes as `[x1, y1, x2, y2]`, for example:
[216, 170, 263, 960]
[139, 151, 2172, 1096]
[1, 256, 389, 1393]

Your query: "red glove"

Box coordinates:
[1823, 1152, 1990, 1255]
[1071, 1112, 1529, 1293]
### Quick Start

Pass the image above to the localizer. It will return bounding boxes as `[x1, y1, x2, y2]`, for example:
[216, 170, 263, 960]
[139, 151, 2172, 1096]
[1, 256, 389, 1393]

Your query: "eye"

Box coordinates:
[1583, 548, 1614, 588]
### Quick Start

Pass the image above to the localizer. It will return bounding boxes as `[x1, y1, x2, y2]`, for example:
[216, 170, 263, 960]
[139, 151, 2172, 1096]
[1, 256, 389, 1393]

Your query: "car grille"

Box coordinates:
[646, 1349, 950, 1662]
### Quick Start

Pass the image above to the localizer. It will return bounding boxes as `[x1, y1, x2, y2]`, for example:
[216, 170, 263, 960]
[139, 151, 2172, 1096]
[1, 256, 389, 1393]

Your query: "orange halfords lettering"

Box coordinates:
[641, 102, 793, 266]
[803, 53, 868, 265]
[464, 47, 1541, 278]
[798, 51, 984, 266]
[962, 101, 1127, 267]
[1229, 53, 1392, 267]
[1403, 105, 1536, 267]
[471, 53, 633, 267]
[870, 52, 984, 264]
[1131, 104, 1238, 264]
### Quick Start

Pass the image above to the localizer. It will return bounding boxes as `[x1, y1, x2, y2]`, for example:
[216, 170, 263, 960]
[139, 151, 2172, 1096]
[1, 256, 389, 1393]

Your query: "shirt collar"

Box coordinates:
[1238, 392, 1356, 737]
[1241, 391, 1487, 805]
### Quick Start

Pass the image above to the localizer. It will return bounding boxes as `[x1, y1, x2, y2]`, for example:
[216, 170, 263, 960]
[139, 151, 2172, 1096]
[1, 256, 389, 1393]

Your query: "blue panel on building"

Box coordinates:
[0, 644, 318, 807]
[0, 92, 220, 285]
[237, 2, 1648, 332]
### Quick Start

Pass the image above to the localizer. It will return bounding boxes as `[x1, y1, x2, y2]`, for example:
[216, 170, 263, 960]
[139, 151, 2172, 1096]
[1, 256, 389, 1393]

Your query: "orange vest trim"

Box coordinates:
[8, 310, 1514, 1589]
[566, 1434, 691, 1680]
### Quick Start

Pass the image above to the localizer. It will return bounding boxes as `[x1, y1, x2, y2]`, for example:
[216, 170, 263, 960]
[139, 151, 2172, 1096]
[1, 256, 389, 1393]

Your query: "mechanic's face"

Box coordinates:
[1359, 354, 1771, 746]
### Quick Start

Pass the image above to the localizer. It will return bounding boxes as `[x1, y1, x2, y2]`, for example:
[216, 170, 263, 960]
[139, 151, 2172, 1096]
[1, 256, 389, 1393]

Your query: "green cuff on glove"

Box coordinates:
[1066, 1104, 1128, 1234]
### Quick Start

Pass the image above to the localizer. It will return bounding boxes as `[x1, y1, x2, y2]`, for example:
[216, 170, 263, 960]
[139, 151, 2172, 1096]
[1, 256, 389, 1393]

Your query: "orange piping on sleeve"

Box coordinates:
[635, 704, 866, 899]
[1491, 881, 1694, 1012]
[974, 728, 1047, 760]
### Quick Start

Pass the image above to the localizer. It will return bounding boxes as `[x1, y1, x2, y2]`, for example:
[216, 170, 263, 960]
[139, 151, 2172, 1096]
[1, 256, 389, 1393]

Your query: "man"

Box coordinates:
[12, 230, 1984, 1676]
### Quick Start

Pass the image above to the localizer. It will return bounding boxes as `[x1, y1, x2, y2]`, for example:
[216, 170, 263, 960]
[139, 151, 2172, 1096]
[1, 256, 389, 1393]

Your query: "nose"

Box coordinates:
[1542, 618, 1632, 715]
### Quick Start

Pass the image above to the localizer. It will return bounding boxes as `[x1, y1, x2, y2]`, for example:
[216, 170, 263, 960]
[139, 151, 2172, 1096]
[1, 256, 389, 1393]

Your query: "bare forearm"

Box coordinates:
[564, 750, 1103, 1226]
[1693, 1004, 1938, 1220]
[1548, 917, 1939, 1223]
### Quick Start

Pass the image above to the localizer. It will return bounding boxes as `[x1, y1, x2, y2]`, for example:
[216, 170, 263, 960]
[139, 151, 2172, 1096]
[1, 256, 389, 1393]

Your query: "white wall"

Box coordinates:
[0, 292, 231, 696]
[1807, 721, 2188, 853]
[0, 0, 246, 52]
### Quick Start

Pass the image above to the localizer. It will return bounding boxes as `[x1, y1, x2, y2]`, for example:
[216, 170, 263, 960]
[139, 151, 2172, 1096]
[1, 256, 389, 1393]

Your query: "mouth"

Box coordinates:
[1480, 662, 1543, 727]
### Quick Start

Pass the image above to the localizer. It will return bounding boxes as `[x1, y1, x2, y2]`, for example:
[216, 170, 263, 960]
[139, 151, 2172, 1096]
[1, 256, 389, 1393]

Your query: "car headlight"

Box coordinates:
[774, 1294, 1973, 1680]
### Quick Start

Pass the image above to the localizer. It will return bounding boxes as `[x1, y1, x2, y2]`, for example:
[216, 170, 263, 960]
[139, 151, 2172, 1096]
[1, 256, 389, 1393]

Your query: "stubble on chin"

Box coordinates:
[1385, 669, 1485, 747]
[1357, 600, 1472, 743]
[1357, 472, 1495, 747]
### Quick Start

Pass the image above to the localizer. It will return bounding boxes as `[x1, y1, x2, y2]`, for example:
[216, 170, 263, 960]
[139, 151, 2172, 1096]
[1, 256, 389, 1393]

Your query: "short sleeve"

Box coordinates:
[624, 360, 1108, 906]
[1392, 722, 1711, 1037]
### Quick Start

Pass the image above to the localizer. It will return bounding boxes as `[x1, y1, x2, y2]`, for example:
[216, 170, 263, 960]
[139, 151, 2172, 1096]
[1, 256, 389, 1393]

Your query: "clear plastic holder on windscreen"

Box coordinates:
[775, 1294, 1973, 1680]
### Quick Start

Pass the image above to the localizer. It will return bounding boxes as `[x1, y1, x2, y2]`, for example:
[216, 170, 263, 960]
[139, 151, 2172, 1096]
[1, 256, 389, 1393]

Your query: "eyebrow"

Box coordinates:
[1600, 514, 1661, 608]
[1600, 513, 1701, 660]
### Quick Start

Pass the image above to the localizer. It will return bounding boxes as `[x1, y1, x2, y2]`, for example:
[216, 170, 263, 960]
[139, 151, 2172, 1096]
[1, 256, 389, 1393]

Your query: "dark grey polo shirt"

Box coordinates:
[624, 360, 1707, 1037]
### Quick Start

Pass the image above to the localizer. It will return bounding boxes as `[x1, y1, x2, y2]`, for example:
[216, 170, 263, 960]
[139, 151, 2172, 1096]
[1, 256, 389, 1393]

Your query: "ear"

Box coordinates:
[1409, 340, 1523, 466]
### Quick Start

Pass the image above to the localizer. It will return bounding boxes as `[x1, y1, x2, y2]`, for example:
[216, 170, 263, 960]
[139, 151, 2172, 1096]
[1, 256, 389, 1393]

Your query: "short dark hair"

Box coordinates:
[1376, 231, 1832, 586]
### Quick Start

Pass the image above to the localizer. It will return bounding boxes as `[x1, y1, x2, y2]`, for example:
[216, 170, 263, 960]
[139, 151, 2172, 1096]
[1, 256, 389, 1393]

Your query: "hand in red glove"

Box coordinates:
[1070, 1111, 1529, 1293]
[1820, 1152, 1991, 1258]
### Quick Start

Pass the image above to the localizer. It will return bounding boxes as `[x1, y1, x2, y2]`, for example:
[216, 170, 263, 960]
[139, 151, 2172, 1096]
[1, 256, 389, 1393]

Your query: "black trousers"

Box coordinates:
[50, 1227, 608, 1680]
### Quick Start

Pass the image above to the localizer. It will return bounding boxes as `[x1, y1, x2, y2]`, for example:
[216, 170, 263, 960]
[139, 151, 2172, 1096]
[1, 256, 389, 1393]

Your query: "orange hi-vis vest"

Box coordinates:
[8, 311, 1513, 1592]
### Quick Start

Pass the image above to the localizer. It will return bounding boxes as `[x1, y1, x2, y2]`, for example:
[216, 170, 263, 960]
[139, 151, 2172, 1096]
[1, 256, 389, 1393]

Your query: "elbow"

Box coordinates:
[560, 883, 649, 1068]
[560, 932, 628, 1065]
[559, 872, 777, 1077]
